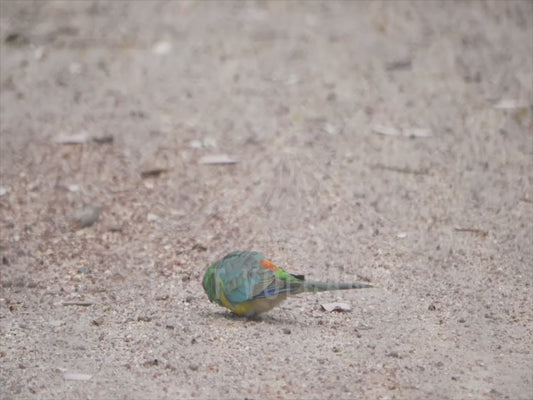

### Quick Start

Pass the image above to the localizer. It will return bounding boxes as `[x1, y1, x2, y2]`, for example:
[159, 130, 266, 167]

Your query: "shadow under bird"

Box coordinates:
[202, 251, 373, 317]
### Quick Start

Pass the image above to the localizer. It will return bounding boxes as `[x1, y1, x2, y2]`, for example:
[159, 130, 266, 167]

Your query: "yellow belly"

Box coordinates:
[220, 291, 290, 316]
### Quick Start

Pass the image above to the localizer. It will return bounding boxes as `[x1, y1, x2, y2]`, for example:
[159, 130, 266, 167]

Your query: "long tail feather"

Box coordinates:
[297, 280, 373, 293]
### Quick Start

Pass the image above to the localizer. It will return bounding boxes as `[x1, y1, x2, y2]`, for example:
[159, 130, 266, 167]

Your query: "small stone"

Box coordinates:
[282, 328, 291, 334]
[72, 205, 102, 229]
[5, 32, 29, 46]
[92, 317, 104, 326]
[78, 266, 90, 274]
[143, 359, 159, 367]
[69, 62, 82, 75]
[386, 351, 400, 358]
[147, 213, 159, 222]
[152, 41, 172, 55]
[34, 46, 45, 60]
[323, 122, 342, 135]
[189, 364, 199, 371]
[458, 318, 466, 323]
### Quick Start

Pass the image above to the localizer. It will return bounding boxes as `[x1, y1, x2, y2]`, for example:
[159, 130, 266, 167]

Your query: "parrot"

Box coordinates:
[202, 250, 373, 317]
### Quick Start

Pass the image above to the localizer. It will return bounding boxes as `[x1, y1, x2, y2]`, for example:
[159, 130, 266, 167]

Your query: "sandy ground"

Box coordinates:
[0, 1, 532, 399]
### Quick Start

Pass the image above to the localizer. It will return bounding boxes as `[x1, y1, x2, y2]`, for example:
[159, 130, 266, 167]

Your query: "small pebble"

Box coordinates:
[78, 266, 90, 274]
[143, 359, 159, 367]
[189, 364, 199, 371]
[147, 213, 159, 222]
[72, 205, 102, 229]
[152, 41, 172, 55]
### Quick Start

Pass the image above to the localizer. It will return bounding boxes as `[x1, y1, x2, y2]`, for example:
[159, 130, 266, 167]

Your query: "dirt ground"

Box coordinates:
[0, 1, 532, 399]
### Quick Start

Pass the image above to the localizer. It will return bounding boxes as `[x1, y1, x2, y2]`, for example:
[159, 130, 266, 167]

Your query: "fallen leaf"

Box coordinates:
[403, 127, 432, 138]
[493, 99, 523, 110]
[385, 59, 412, 71]
[321, 302, 352, 312]
[92, 135, 114, 144]
[67, 184, 80, 192]
[140, 168, 168, 178]
[62, 301, 94, 307]
[199, 154, 238, 165]
[372, 125, 400, 136]
[54, 132, 91, 144]
[191, 243, 207, 252]
[454, 227, 488, 237]
[63, 372, 92, 381]
[190, 138, 217, 149]
[372, 125, 432, 138]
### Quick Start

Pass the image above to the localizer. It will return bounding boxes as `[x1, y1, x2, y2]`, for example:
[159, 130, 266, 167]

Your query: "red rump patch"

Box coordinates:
[260, 259, 277, 271]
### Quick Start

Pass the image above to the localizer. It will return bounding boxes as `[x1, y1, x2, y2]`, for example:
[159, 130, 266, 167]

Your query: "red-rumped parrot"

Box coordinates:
[202, 251, 372, 316]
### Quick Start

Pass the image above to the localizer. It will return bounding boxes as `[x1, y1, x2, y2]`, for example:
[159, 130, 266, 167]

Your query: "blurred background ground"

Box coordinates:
[0, 1, 532, 399]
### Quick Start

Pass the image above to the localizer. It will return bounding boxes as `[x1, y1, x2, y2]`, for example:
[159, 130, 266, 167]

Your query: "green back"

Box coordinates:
[202, 251, 301, 305]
